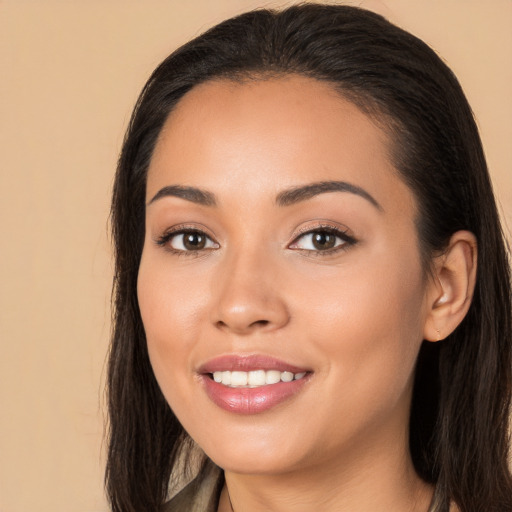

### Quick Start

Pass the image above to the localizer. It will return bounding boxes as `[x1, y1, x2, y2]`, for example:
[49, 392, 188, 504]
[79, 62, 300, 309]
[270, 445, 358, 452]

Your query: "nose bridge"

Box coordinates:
[211, 239, 289, 333]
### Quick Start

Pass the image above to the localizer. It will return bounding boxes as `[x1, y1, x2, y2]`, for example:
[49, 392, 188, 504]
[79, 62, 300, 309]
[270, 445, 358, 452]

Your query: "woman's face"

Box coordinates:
[138, 76, 435, 475]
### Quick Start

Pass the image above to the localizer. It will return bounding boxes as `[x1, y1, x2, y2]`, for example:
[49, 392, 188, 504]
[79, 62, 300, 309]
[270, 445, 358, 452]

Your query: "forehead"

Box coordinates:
[147, 75, 414, 219]
[154, 75, 389, 164]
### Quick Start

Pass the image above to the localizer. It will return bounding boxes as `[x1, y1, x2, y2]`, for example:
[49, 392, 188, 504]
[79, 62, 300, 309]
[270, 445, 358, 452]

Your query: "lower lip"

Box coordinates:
[201, 375, 310, 414]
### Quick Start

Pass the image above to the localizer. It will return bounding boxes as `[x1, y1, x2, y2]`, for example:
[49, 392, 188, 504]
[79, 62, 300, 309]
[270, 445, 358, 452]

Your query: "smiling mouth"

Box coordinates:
[200, 362, 312, 413]
[209, 369, 308, 388]
[199, 355, 312, 413]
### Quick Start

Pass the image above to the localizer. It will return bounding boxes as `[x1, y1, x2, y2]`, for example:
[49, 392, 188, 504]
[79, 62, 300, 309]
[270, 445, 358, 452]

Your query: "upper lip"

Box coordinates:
[198, 354, 310, 374]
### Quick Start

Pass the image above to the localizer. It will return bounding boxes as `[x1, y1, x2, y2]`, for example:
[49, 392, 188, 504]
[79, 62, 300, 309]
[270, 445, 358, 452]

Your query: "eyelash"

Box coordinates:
[154, 224, 357, 256]
[155, 226, 219, 256]
[289, 224, 357, 256]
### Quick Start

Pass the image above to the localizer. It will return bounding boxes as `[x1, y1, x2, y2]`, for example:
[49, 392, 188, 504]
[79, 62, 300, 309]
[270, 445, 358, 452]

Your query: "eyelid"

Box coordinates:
[154, 223, 220, 253]
[288, 222, 357, 253]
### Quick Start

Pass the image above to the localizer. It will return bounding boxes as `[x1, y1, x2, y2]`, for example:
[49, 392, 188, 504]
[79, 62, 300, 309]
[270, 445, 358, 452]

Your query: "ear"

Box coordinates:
[423, 231, 477, 342]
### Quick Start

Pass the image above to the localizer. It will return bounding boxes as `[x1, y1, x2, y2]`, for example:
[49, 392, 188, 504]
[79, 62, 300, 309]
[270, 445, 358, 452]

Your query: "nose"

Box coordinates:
[210, 250, 290, 335]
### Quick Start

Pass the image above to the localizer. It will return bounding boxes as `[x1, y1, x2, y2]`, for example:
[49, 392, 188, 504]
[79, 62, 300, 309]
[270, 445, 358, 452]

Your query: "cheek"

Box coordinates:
[297, 252, 427, 400]
[138, 246, 212, 333]
[296, 271, 425, 453]
[136, 251, 210, 392]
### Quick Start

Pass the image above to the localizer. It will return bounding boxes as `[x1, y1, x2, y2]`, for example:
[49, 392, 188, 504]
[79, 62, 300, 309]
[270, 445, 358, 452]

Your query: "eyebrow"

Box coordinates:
[275, 180, 382, 210]
[148, 185, 217, 206]
[148, 180, 382, 211]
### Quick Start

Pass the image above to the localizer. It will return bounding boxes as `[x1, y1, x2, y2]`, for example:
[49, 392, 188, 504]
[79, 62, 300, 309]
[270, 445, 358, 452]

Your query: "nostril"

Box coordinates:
[250, 319, 270, 328]
[214, 318, 271, 331]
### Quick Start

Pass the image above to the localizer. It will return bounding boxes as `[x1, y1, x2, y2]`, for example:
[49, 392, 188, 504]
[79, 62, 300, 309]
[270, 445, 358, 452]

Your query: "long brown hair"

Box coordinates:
[106, 4, 512, 511]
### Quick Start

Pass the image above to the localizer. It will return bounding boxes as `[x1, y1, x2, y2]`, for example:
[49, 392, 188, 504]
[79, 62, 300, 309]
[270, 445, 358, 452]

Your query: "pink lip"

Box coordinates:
[198, 354, 309, 374]
[198, 354, 311, 415]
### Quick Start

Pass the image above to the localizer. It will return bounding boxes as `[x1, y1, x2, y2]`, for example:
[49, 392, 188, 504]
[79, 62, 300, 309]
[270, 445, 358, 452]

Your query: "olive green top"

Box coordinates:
[162, 461, 223, 512]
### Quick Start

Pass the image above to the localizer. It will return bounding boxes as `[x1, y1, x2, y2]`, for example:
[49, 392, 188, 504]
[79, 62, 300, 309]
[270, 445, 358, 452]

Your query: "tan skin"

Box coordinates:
[138, 76, 476, 512]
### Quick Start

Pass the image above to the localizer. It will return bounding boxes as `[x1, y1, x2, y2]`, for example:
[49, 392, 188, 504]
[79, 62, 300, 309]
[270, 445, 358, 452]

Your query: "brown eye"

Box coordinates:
[182, 232, 207, 250]
[311, 232, 336, 250]
[160, 230, 219, 252]
[289, 227, 356, 253]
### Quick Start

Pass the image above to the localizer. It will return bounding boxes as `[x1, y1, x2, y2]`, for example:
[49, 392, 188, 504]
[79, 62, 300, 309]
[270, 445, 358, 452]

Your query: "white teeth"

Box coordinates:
[230, 371, 248, 386]
[248, 370, 266, 386]
[281, 371, 294, 382]
[265, 370, 281, 385]
[211, 369, 307, 388]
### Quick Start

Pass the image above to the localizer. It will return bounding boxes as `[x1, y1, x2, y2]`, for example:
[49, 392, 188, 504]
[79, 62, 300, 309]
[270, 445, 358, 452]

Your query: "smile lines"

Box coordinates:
[212, 369, 307, 388]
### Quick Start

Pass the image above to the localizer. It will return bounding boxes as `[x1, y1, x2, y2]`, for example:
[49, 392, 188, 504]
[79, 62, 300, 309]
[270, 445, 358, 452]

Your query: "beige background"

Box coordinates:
[1, 1, 510, 511]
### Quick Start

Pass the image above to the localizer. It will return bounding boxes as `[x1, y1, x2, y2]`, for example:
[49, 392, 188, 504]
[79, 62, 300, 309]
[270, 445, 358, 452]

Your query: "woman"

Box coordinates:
[106, 4, 512, 511]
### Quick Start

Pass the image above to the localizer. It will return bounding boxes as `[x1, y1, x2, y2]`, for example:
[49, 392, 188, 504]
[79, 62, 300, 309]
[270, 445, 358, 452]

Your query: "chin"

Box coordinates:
[190, 423, 307, 475]
[209, 449, 301, 476]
